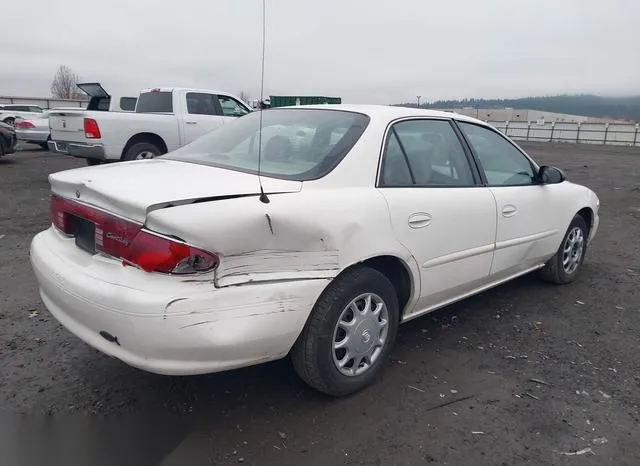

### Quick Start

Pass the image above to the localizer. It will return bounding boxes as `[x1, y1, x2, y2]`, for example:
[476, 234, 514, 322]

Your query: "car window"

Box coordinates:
[186, 92, 218, 116]
[380, 119, 475, 187]
[29, 106, 43, 113]
[136, 91, 173, 113]
[164, 108, 370, 181]
[218, 95, 249, 117]
[458, 122, 536, 186]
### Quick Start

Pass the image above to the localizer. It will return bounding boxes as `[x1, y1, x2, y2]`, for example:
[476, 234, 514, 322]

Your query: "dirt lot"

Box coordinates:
[1, 143, 639, 466]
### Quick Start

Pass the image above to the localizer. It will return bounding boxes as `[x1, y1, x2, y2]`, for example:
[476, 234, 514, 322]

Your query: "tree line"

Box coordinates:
[395, 95, 640, 122]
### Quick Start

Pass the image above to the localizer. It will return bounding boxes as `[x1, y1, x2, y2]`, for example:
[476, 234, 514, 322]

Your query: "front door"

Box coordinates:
[457, 121, 564, 279]
[377, 118, 497, 316]
[182, 92, 227, 143]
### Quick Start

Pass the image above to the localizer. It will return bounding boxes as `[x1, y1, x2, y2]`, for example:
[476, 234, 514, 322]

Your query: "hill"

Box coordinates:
[395, 95, 640, 122]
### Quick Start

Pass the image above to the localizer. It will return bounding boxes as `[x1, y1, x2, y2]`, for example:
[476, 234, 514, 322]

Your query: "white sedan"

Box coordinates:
[30, 105, 599, 396]
[14, 111, 52, 149]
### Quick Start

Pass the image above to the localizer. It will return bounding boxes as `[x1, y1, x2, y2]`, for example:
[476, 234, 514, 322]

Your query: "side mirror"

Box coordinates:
[539, 165, 566, 184]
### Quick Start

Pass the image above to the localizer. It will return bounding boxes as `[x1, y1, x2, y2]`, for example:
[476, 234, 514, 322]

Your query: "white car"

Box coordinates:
[0, 104, 45, 125]
[30, 105, 600, 396]
[14, 111, 52, 148]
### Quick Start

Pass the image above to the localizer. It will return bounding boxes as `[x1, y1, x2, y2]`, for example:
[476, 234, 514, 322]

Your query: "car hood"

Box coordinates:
[49, 159, 302, 223]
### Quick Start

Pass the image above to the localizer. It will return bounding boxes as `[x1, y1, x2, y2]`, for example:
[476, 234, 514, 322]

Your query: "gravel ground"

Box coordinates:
[1, 143, 639, 466]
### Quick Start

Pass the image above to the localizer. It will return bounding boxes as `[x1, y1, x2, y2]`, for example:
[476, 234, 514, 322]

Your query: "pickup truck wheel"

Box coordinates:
[291, 266, 399, 397]
[123, 142, 161, 161]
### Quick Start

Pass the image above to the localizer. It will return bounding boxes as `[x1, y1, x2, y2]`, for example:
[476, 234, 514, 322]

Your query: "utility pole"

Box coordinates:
[416, 96, 422, 108]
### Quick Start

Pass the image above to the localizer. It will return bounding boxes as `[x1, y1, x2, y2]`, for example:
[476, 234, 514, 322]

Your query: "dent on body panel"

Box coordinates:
[146, 189, 400, 285]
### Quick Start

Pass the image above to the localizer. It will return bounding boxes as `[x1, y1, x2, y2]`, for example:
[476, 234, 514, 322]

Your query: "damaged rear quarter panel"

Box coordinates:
[144, 187, 415, 287]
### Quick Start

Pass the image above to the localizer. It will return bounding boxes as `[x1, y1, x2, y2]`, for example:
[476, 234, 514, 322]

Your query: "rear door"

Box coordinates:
[378, 118, 497, 315]
[181, 91, 227, 143]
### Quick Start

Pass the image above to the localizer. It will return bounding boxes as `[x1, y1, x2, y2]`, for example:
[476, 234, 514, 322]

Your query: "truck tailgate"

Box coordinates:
[49, 110, 87, 143]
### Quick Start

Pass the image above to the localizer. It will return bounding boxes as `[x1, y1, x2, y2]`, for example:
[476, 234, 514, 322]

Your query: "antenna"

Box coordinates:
[257, 0, 270, 204]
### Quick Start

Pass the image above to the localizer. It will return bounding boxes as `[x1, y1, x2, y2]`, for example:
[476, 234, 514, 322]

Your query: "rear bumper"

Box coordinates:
[16, 128, 49, 143]
[48, 140, 106, 160]
[30, 228, 328, 375]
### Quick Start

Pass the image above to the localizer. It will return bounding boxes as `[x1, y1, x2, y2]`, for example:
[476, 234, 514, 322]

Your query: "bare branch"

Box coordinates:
[50, 65, 81, 99]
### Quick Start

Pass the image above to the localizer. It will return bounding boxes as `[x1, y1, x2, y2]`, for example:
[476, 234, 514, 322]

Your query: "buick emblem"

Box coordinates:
[75, 190, 81, 198]
[361, 329, 371, 344]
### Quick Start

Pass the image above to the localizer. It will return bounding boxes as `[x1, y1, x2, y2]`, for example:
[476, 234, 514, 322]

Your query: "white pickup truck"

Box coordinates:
[48, 87, 252, 165]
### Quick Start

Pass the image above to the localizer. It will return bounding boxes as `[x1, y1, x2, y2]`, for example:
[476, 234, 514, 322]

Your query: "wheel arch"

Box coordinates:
[332, 254, 417, 320]
[576, 206, 594, 235]
[121, 132, 168, 159]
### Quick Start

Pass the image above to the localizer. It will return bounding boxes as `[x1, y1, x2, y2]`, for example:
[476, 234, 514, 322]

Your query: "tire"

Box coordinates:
[39, 142, 49, 150]
[539, 214, 589, 284]
[3, 117, 15, 126]
[122, 142, 161, 161]
[291, 266, 399, 396]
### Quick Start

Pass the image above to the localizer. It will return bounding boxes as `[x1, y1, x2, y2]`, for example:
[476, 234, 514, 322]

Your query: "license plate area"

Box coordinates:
[73, 216, 96, 254]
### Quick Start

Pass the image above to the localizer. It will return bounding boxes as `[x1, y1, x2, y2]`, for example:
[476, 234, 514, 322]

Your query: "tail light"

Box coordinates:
[15, 120, 35, 129]
[50, 194, 218, 274]
[84, 118, 101, 139]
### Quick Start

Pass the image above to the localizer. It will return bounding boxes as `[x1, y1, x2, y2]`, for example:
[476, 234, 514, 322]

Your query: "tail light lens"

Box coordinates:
[15, 120, 35, 128]
[126, 231, 219, 273]
[84, 118, 101, 139]
[50, 194, 218, 274]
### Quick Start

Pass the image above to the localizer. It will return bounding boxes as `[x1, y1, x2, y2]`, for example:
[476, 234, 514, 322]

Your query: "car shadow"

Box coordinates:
[73, 271, 554, 412]
[41, 268, 596, 463]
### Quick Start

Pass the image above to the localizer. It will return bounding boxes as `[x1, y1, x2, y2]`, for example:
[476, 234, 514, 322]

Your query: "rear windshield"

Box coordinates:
[136, 91, 173, 113]
[164, 108, 370, 181]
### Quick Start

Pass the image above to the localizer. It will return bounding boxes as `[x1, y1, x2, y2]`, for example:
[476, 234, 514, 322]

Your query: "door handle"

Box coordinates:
[502, 204, 518, 217]
[185, 121, 197, 125]
[408, 213, 432, 229]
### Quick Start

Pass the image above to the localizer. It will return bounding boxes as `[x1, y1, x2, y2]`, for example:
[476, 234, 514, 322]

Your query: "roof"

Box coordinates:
[269, 104, 488, 125]
[139, 87, 239, 97]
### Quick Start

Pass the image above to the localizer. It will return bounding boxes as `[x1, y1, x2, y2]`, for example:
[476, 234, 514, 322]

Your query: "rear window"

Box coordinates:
[136, 92, 173, 113]
[164, 108, 370, 181]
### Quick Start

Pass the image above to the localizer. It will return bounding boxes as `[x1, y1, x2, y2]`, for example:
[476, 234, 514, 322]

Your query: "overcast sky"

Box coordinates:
[1, 0, 639, 104]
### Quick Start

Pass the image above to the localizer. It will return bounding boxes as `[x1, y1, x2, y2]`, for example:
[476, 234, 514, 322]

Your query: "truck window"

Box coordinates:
[136, 91, 173, 113]
[120, 97, 137, 111]
[186, 93, 218, 116]
[217, 95, 249, 117]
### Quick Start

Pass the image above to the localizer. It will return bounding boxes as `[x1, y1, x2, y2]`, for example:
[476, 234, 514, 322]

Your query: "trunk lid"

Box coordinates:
[49, 159, 302, 222]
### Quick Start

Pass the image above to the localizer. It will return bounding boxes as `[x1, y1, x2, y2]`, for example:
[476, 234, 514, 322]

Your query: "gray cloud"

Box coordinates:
[1, 0, 638, 103]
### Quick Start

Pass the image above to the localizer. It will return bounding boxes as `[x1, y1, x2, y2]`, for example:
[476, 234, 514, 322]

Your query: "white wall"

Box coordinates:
[0, 96, 87, 109]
